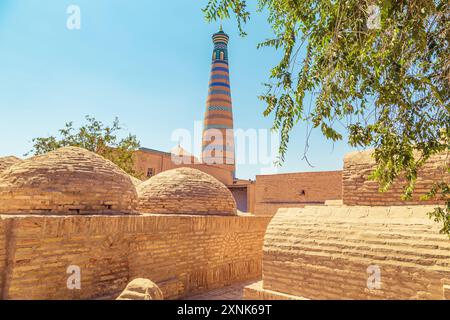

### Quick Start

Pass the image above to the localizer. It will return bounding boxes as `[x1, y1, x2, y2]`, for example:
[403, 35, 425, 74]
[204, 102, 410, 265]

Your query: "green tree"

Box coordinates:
[203, 0, 450, 234]
[28, 115, 141, 177]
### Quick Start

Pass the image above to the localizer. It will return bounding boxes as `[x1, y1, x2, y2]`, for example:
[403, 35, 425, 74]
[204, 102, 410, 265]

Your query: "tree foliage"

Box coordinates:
[203, 0, 450, 234]
[28, 116, 141, 177]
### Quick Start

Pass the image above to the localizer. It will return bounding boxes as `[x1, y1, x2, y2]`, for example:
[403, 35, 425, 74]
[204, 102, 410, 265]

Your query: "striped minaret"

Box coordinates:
[202, 28, 235, 177]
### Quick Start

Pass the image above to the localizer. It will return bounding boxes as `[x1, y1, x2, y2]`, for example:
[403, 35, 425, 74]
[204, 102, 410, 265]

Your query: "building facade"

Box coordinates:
[133, 147, 233, 186]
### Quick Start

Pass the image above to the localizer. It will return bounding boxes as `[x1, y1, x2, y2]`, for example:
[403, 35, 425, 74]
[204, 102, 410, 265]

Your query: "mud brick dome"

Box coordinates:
[129, 175, 143, 188]
[137, 167, 237, 215]
[0, 156, 22, 173]
[0, 146, 138, 215]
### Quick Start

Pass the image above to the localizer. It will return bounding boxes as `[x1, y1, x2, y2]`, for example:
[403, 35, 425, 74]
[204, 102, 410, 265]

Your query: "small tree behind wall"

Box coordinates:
[28, 115, 141, 178]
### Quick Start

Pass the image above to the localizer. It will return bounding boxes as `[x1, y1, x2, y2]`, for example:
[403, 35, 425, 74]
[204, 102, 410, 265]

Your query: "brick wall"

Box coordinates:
[133, 149, 233, 185]
[0, 214, 270, 300]
[254, 171, 342, 216]
[260, 206, 450, 300]
[0, 220, 6, 296]
[343, 150, 449, 206]
[247, 183, 255, 213]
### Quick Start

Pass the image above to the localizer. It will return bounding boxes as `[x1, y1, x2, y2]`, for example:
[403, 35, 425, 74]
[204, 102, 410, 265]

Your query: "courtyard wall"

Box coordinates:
[245, 205, 450, 300]
[0, 213, 270, 300]
[254, 171, 342, 216]
[343, 150, 449, 206]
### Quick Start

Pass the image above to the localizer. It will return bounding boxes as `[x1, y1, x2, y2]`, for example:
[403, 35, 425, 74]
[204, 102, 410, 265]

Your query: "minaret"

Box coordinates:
[202, 28, 235, 177]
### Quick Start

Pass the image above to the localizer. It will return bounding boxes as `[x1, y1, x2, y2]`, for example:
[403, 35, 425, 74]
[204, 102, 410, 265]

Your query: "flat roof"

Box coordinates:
[139, 147, 171, 156]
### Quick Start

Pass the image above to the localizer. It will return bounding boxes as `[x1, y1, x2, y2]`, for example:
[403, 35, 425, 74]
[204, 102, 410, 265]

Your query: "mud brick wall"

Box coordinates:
[0, 220, 7, 295]
[0, 214, 270, 300]
[343, 150, 449, 206]
[262, 206, 450, 300]
[254, 171, 342, 216]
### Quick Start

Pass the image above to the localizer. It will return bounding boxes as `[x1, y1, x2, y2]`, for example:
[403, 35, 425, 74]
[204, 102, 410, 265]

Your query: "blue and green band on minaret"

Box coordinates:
[212, 28, 229, 61]
[202, 28, 236, 172]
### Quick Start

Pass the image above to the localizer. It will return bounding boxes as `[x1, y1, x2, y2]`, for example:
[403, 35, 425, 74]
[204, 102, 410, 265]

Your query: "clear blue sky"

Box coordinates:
[0, 0, 354, 179]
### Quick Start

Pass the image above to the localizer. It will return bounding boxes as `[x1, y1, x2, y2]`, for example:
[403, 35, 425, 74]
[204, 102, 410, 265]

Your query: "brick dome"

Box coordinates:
[137, 167, 237, 215]
[130, 175, 143, 188]
[0, 146, 138, 215]
[0, 156, 22, 174]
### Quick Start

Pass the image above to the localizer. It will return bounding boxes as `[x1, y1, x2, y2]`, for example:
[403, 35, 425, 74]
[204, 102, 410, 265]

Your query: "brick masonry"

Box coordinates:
[243, 281, 305, 300]
[247, 205, 450, 300]
[254, 171, 342, 216]
[343, 150, 449, 206]
[0, 147, 138, 215]
[0, 213, 270, 300]
[0, 156, 21, 174]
